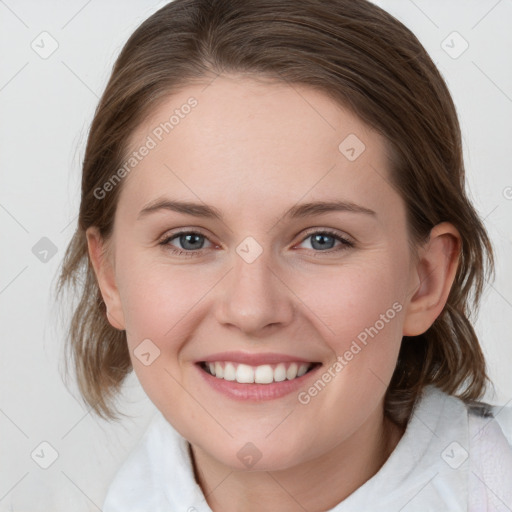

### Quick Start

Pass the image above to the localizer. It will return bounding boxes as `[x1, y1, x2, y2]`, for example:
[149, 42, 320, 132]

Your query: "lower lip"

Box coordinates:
[195, 363, 322, 401]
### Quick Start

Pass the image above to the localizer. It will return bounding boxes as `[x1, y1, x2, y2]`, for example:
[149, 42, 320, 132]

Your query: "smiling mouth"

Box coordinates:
[199, 361, 322, 384]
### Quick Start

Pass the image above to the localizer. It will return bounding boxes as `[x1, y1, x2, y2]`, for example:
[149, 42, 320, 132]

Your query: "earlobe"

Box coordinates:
[402, 222, 460, 336]
[85, 227, 126, 331]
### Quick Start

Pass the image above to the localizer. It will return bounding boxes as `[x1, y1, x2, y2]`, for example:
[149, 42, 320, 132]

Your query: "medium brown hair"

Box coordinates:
[55, 0, 495, 425]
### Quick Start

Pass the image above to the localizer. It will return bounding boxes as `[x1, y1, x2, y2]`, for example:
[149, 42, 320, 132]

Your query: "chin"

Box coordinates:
[201, 437, 311, 473]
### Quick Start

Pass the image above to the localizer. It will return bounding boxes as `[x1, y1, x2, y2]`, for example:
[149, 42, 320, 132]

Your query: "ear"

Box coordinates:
[85, 226, 126, 331]
[402, 222, 461, 336]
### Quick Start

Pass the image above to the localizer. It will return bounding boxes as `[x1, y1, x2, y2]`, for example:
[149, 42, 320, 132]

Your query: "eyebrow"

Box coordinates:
[137, 198, 376, 221]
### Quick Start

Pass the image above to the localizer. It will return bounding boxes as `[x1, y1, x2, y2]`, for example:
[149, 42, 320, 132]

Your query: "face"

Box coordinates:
[93, 74, 418, 471]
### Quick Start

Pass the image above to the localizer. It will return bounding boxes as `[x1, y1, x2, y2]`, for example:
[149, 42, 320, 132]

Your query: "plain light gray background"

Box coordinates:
[1, 0, 511, 510]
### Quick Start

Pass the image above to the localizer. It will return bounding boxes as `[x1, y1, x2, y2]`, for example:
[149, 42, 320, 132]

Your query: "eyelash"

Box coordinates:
[158, 229, 354, 257]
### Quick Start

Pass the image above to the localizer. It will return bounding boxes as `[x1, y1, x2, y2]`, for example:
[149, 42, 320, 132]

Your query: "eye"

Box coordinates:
[159, 231, 214, 257]
[158, 228, 354, 257]
[296, 229, 354, 253]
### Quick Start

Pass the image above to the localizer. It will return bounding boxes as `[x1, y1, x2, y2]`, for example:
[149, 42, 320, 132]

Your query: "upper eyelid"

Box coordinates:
[300, 227, 353, 241]
[160, 228, 214, 244]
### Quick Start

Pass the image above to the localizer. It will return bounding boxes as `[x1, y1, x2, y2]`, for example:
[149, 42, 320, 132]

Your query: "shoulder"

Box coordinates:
[408, 386, 512, 510]
[102, 410, 205, 512]
[465, 396, 512, 510]
[467, 396, 512, 451]
[102, 411, 173, 511]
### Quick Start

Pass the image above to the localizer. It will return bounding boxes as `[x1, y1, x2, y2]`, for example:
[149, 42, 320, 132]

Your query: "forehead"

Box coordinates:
[119, 75, 396, 219]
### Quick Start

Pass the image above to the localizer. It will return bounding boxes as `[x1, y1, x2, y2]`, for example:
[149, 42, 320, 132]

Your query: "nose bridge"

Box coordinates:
[215, 237, 294, 334]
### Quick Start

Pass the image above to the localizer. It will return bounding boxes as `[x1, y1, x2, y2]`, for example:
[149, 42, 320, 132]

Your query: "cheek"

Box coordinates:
[290, 259, 406, 433]
[115, 255, 206, 411]
[301, 260, 404, 335]
[294, 256, 406, 379]
[116, 251, 211, 341]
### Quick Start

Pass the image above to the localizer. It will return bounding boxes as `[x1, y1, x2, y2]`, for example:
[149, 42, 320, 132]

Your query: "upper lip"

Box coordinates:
[197, 351, 319, 366]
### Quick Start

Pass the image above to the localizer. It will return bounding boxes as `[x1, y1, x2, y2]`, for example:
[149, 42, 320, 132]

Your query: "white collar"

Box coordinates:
[102, 385, 508, 511]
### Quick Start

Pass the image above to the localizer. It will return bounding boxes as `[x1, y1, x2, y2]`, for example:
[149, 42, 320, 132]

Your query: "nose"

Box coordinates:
[214, 244, 295, 336]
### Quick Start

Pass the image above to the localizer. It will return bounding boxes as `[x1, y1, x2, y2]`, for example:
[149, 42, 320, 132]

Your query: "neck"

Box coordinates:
[189, 408, 405, 512]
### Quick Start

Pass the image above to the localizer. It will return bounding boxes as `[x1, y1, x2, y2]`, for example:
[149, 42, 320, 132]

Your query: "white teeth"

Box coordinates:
[236, 363, 254, 383]
[254, 365, 274, 384]
[274, 363, 287, 382]
[223, 362, 236, 381]
[297, 364, 309, 377]
[286, 363, 298, 380]
[204, 361, 315, 384]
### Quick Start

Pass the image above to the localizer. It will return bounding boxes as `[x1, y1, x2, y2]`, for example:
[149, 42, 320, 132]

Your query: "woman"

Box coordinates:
[56, 0, 512, 510]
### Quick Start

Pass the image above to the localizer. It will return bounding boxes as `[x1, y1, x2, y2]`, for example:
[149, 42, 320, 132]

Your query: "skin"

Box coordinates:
[87, 74, 461, 511]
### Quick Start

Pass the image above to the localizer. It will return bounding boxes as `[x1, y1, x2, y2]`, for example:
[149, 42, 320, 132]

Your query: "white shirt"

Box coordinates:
[102, 385, 512, 511]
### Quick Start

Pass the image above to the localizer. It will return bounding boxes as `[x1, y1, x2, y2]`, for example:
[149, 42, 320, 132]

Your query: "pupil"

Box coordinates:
[312, 234, 334, 250]
[182, 233, 203, 250]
